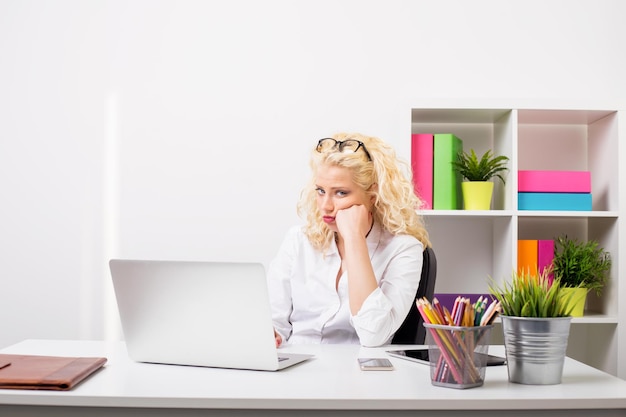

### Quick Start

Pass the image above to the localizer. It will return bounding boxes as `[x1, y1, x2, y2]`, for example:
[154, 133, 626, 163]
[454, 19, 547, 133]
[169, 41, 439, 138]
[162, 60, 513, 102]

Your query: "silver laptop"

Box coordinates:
[109, 259, 313, 371]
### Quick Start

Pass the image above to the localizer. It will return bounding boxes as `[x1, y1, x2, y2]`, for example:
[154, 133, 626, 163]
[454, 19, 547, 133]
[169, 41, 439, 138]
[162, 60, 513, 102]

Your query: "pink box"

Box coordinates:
[518, 170, 591, 193]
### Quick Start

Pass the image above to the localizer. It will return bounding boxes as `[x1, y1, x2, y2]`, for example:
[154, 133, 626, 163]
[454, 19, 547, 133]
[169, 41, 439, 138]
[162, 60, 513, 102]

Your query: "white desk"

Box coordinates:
[1, 339, 625, 417]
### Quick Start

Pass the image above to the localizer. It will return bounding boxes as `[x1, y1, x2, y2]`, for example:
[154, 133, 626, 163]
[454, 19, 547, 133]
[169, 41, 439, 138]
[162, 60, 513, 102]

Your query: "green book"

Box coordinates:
[433, 133, 463, 209]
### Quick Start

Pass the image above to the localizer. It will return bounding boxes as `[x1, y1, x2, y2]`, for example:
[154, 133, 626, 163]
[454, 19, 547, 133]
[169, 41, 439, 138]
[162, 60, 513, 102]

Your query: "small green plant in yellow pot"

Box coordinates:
[552, 235, 611, 317]
[451, 149, 509, 210]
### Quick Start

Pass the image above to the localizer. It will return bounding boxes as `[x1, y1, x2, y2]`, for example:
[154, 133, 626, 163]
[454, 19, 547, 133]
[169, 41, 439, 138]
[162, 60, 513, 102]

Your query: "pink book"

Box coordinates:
[518, 170, 591, 193]
[537, 239, 555, 285]
[411, 133, 433, 209]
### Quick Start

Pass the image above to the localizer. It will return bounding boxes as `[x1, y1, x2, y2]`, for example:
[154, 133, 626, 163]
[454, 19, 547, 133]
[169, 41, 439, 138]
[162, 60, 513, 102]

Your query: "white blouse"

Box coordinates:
[267, 222, 424, 347]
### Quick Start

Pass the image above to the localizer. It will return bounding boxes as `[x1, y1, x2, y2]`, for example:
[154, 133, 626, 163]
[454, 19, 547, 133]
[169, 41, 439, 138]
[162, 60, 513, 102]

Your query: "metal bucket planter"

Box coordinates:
[501, 316, 572, 385]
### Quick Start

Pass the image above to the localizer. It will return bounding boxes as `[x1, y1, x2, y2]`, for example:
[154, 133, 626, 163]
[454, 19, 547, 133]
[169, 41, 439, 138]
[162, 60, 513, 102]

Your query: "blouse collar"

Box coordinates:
[329, 220, 382, 256]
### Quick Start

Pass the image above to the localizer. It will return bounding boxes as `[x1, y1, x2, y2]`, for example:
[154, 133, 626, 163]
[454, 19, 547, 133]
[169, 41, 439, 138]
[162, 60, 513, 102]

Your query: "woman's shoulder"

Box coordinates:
[276, 224, 322, 258]
[281, 224, 310, 246]
[379, 227, 424, 251]
[285, 224, 306, 238]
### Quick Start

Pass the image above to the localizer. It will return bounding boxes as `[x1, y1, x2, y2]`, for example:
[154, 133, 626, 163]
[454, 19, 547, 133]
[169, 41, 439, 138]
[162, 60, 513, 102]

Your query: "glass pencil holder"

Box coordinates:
[423, 323, 494, 389]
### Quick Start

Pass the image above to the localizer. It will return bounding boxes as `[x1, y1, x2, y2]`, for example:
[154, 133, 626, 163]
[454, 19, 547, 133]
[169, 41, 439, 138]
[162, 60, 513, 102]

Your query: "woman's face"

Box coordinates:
[315, 164, 372, 232]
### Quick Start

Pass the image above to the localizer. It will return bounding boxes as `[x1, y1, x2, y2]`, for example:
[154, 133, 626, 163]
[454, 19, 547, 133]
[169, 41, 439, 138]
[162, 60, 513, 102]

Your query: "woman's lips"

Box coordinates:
[323, 216, 335, 224]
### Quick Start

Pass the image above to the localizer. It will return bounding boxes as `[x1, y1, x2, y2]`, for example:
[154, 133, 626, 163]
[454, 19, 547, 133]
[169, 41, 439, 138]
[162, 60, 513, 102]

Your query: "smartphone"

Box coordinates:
[386, 349, 506, 366]
[358, 357, 394, 371]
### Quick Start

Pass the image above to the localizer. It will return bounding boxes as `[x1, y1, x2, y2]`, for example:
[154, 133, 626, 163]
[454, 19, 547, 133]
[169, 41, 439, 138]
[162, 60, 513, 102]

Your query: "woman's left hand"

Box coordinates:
[274, 329, 283, 348]
[335, 205, 372, 241]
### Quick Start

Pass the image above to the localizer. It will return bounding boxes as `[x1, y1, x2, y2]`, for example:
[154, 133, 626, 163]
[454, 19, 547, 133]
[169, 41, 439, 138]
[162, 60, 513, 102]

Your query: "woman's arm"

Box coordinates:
[335, 204, 378, 314]
[266, 227, 299, 346]
[350, 237, 423, 347]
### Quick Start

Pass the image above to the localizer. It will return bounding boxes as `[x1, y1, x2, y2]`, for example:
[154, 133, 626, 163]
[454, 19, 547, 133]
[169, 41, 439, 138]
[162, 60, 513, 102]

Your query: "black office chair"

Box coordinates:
[391, 247, 437, 345]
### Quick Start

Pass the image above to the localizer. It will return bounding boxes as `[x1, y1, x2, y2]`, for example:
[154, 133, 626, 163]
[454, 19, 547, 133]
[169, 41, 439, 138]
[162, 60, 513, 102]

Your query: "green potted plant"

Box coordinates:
[451, 149, 509, 210]
[489, 268, 574, 385]
[552, 235, 612, 317]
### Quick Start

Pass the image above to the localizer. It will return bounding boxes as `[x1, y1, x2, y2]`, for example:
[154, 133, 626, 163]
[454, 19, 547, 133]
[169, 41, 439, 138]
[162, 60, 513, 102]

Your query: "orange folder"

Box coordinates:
[517, 240, 538, 278]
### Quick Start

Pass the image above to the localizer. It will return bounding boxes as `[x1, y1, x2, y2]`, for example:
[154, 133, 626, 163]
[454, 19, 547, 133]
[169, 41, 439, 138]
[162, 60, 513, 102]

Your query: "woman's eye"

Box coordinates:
[336, 190, 348, 197]
[315, 188, 325, 195]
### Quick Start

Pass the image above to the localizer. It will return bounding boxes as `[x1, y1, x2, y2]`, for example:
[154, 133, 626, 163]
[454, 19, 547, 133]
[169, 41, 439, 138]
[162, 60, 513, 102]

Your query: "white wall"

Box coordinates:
[0, 0, 624, 347]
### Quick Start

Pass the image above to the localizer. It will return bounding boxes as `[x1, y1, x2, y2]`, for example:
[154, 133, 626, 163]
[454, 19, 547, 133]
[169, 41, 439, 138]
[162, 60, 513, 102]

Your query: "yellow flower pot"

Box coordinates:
[461, 181, 494, 210]
[560, 287, 588, 317]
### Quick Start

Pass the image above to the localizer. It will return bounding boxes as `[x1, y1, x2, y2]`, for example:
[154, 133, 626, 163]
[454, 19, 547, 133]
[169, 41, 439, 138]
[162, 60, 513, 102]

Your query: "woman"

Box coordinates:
[268, 132, 430, 347]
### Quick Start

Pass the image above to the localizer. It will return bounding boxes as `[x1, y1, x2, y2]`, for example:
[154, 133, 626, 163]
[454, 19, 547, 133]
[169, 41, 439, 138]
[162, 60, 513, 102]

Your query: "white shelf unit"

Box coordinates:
[411, 106, 623, 378]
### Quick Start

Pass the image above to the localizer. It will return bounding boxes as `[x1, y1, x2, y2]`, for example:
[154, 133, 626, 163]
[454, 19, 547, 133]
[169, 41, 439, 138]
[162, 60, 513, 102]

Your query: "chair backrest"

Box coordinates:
[391, 247, 437, 345]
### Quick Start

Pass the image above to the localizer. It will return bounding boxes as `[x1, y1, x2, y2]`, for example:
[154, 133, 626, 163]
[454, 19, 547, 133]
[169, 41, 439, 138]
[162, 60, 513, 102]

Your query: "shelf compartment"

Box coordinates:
[517, 216, 618, 319]
[411, 108, 514, 211]
[424, 215, 513, 295]
[517, 109, 618, 212]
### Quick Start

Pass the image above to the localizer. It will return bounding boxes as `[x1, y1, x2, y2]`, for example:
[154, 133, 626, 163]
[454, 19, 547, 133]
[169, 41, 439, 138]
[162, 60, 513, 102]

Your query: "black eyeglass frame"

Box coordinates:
[315, 138, 372, 161]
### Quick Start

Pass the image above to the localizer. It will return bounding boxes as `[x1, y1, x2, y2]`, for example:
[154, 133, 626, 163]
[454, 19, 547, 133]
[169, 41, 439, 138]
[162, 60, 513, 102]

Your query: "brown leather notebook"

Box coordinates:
[0, 354, 107, 390]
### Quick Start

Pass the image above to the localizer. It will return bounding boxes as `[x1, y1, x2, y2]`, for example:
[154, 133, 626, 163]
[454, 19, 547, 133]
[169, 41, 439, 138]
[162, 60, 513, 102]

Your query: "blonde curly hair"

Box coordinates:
[298, 132, 430, 252]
